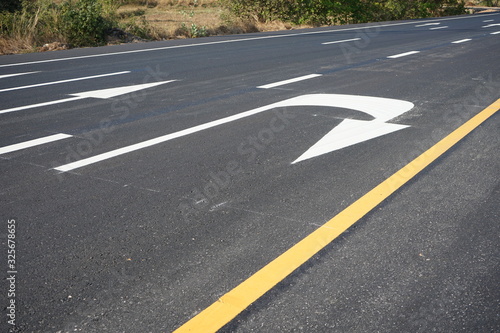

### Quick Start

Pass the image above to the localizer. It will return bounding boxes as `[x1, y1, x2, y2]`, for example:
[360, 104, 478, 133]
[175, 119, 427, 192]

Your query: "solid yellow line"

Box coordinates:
[173, 99, 500, 333]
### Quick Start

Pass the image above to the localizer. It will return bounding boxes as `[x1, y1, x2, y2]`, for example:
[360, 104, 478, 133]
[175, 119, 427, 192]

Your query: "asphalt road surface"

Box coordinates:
[1, 12, 499, 333]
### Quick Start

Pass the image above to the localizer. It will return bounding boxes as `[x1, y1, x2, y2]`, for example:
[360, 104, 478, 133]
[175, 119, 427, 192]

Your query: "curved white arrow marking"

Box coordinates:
[286, 94, 414, 164]
[54, 94, 413, 171]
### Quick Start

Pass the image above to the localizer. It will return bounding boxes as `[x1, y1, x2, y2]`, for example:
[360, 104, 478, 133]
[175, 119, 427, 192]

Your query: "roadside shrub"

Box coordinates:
[221, 0, 466, 25]
[220, 0, 290, 23]
[0, 0, 117, 52]
[220, 0, 381, 25]
[59, 0, 113, 46]
[175, 22, 208, 37]
[441, 0, 467, 15]
[120, 15, 151, 39]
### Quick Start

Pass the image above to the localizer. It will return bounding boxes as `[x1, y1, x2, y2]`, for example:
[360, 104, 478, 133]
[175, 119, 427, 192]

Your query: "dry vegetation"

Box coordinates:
[115, 0, 308, 39]
[1, 0, 496, 54]
[0, 0, 311, 54]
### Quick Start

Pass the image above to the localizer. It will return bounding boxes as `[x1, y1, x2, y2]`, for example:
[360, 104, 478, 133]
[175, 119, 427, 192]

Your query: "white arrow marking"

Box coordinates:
[0, 71, 130, 93]
[0, 71, 40, 79]
[0, 80, 176, 115]
[69, 80, 177, 99]
[292, 94, 414, 164]
[293, 120, 409, 163]
[54, 94, 413, 172]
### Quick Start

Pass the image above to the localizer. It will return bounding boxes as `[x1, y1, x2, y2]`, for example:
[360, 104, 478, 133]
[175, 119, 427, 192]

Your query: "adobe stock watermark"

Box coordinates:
[339, 23, 382, 63]
[51, 65, 172, 182]
[178, 107, 296, 220]
[5, 218, 17, 330]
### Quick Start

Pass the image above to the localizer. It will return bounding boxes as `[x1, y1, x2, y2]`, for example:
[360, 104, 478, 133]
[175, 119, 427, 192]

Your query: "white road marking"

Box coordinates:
[430, 26, 448, 30]
[0, 71, 130, 93]
[415, 23, 441, 27]
[322, 38, 361, 45]
[69, 80, 177, 99]
[483, 23, 500, 28]
[387, 51, 420, 59]
[0, 133, 72, 155]
[54, 98, 298, 171]
[257, 74, 322, 89]
[483, 19, 494, 22]
[491, 31, 500, 34]
[452, 39, 472, 44]
[0, 71, 39, 79]
[0, 97, 85, 115]
[0, 80, 176, 115]
[54, 94, 413, 172]
[1, 13, 497, 68]
[293, 120, 409, 164]
[291, 95, 413, 163]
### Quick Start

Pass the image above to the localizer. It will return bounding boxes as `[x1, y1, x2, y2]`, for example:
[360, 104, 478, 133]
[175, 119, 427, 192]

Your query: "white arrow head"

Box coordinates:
[292, 119, 409, 164]
[286, 94, 414, 164]
[70, 80, 176, 99]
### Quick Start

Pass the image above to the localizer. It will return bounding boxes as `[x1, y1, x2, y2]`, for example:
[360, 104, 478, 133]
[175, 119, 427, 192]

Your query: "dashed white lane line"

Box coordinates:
[415, 23, 441, 27]
[0, 71, 130, 93]
[0, 133, 72, 155]
[483, 23, 500, 28]
[430, 26, 448, 30]
[491, 31, 500, 35]
[257, 74, 322, 89]
[452, 39, 472, 44]
[483, 19, 494, 22]
[0, 72, 40, 79]
[322, 38, 361, 45]
[387, 51, 420, 59]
